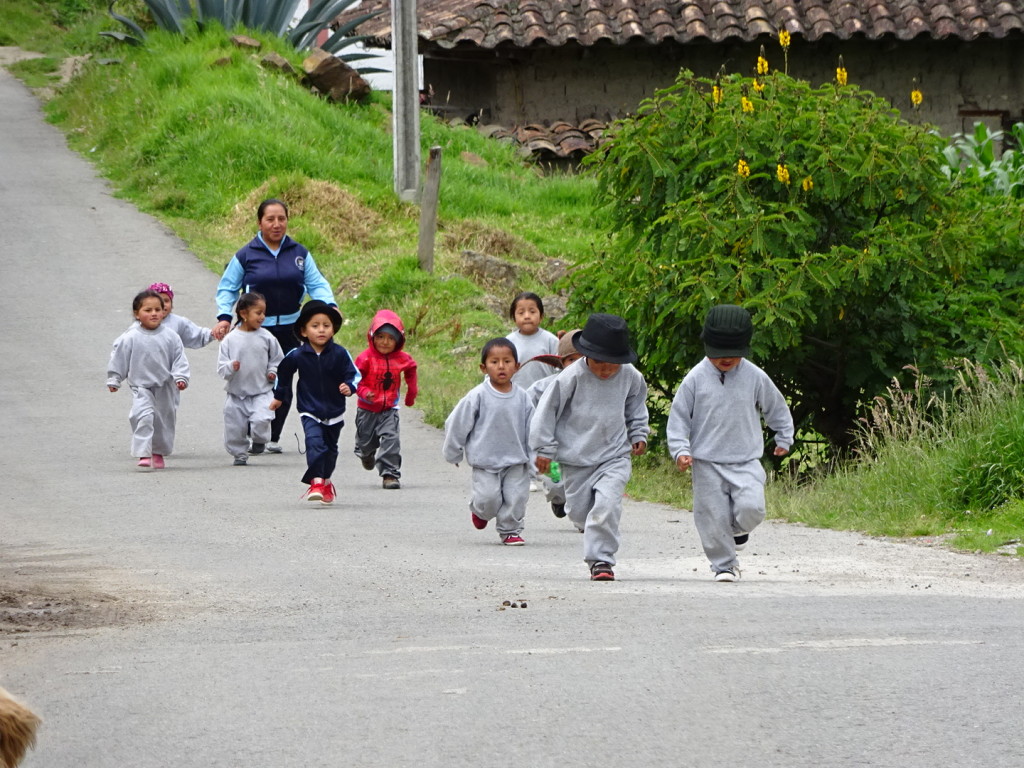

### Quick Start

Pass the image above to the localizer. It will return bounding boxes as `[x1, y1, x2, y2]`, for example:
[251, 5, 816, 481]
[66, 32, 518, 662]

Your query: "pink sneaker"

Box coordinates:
[305, 482, 324, 502]
[471, 512, 488, 530]
[321, 482, 336, 505]
[502, 534, 525, 546]
[137, 457, 152, 470]
[152, 454, 165, 469]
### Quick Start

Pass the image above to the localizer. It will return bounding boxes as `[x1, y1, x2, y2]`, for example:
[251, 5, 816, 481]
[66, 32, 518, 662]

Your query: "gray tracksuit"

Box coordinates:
[666, 358, 794, 574]
[530, 360, 650, 566]
[443, 379, 533, 537]
[217, 328, 284, 460]
[107, 324, 190, 458]
[163, 313, 213, 349]
[525, 375, 566, 508]
[507, 328, 559, 361]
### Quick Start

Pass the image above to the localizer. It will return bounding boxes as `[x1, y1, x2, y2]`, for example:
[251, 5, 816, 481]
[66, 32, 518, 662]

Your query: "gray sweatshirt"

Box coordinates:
[507, 328, 559, 361]
[107, 324, 189, 389]
[443, 379, 533, 471]
[530, 359, 649, 466]
[217, 327, 284, 397]
[164, 313, 213, 349]
[666, 357, 794, 463]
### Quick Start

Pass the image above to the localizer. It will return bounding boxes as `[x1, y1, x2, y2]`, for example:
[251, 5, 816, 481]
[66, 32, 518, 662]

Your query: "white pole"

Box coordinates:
[392, 0, 420, 202]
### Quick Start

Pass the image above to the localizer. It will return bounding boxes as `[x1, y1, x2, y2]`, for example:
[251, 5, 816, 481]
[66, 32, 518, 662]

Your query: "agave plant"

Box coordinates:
[941, 121, 1024, 199]
[102, 0, 386, 72]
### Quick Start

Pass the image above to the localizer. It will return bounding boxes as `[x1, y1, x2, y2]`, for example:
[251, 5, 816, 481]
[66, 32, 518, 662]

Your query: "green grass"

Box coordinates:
[5, 3, 1024, 556]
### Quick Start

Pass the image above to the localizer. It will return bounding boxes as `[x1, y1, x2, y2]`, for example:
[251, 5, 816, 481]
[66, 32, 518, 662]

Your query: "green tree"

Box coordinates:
[572, 65, 1024, 454]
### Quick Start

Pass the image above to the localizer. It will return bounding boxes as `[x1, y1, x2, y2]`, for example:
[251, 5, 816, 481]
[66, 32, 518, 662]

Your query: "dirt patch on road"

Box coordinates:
[0, 586, 145, 635]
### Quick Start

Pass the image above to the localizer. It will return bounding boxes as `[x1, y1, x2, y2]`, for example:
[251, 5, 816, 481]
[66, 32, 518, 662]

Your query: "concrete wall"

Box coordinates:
[422, 37, 1024, 139]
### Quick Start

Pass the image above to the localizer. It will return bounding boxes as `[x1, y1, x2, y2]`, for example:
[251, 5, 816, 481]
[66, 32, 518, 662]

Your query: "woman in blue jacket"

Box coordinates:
[213, 198, 337, 453]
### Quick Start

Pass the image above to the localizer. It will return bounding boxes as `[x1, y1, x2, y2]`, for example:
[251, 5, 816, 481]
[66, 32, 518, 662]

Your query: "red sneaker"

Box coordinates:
[152, 454, 165, 469]
[321, 482, 336, 505]
[501, 534, 525, 546]
[305, 482, 324, 502]
[137, 457, 152, 470]
[471, 512, 488, 530]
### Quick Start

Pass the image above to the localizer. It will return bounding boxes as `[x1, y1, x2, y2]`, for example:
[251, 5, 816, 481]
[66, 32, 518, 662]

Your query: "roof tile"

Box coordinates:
[344, 0, 1024, 48]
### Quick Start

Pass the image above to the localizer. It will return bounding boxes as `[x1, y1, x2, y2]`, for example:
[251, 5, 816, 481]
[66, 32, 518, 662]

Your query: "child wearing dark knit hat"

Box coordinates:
[666, 304, 794, 582]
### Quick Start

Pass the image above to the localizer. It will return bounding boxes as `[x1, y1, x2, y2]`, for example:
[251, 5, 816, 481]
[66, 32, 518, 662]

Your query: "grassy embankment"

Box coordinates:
[6, 0, 1024, 555]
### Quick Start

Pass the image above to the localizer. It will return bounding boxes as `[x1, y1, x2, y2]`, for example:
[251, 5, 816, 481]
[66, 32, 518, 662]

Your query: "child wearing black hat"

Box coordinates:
[530, 313, 650, 581]
[666, 304, 794, 582]
[271, 300, 360, 505]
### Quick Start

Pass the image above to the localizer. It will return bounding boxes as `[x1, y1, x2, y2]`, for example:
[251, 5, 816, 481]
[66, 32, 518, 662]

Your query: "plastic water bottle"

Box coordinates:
[548, 461, 561, 483]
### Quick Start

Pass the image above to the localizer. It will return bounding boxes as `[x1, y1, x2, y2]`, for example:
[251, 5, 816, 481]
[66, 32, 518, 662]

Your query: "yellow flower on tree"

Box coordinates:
[712, 84, 723, 104]
[801, 176, 814, 191]
[779, 29, 791, 50]
[752, 78, 765, 94]
[836, 55, 848, 86]
[737, 159, 751, 178]
[757, 56, 769, 76]
[777, 163, 791, 185]
[741, 96, 754, 113]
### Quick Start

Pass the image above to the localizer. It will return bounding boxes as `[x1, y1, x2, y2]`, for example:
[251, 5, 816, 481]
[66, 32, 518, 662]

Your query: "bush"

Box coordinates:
[571, 62, 1024, 454]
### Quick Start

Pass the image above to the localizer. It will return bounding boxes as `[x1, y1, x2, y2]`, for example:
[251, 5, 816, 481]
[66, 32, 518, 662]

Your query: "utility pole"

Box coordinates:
[392, 0, 420, 202]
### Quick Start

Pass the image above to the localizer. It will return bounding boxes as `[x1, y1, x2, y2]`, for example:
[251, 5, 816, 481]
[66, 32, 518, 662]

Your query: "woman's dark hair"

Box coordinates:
[481, 337, 518, 364]
[509, 291, 544, 320]
[257, 198, 289, 221]
[235, 292, 266, 325]
[133, 289, 164, 312]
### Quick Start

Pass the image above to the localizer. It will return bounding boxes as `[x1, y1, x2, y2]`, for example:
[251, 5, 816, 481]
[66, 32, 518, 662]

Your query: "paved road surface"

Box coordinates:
[1, 64, 1023, 768]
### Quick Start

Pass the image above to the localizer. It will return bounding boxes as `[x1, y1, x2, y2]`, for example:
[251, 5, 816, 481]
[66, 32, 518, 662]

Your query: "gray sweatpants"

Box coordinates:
[354, 409, 401, 478]
[223, 391, 274, 460]
[470, 464, 529, 537]
[562, 455, 632, 566]
[129, 382, 179, 458]
[691, 458, 767, 573]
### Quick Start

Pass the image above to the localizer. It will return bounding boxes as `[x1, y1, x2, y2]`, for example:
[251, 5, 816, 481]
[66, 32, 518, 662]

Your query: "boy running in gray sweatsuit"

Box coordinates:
[443, 338, 534, 546]
[667, 305, 794, 582]
[530, 314, 649, 581]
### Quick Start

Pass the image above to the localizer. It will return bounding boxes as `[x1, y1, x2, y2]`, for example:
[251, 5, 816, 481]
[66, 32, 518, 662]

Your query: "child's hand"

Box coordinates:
[108, 386, 119, 393]
[232, 360, 240, 371]
[404, 394, 415, 407]
[632, 441, 647, 456]
[176, 381, 188, 391]
[339, 383, 352, 396]
[267, 372, 276, 382]
[773, 446, 789, 457]
[364, 391, 374, 403]
[269, 399, 282, 411]
[535, 456, 551, 474]
[675, 454, 692, 472]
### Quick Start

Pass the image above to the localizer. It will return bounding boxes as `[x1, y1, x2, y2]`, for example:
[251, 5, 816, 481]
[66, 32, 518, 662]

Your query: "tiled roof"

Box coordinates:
[345, 0, 1024, 48]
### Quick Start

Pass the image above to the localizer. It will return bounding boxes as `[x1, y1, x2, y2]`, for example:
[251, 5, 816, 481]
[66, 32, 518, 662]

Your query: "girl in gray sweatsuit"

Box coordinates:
[666, 305, 794, 582]
[443, 338, 534, 545]
[217, 293, 284, 465]
[530, 314, 649, 581]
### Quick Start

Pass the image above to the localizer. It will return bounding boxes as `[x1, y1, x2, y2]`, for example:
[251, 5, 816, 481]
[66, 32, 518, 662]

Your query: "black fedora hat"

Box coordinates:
[294, 299, 343, 341]
[572, 313, 638, 365]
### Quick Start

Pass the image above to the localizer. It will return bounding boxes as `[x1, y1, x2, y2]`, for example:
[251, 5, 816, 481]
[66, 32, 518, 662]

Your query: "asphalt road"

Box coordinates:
[2, 62, 1024, 768]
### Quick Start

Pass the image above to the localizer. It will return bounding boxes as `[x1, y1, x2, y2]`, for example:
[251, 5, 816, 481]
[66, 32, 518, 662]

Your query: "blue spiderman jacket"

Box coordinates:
[215, 234, 335, 327]
[273, 340, 361, 424]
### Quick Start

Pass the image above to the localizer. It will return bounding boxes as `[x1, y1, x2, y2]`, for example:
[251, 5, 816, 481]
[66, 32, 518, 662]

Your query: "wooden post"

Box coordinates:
[392, 0, 420, 201]
[417, 146, 442, 272]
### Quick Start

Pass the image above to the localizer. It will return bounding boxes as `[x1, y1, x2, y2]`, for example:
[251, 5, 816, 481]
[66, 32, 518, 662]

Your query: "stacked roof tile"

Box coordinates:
[347, 0, 1024, 48]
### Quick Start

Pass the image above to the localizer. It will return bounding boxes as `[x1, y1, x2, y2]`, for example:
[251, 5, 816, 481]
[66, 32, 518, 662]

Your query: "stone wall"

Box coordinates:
[422, 37, 1023, 140]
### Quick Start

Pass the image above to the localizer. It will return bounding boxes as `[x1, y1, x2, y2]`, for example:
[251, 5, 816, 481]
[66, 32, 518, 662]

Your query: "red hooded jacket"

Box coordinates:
[354, 309, 419, 413]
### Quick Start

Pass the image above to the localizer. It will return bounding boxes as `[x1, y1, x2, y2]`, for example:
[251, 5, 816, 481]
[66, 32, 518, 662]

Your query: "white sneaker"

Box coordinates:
[714, 567, 741, 583]
[734, 533, 749, 551]
[266, 441, 283, 454]
[529, 480, 541, 493]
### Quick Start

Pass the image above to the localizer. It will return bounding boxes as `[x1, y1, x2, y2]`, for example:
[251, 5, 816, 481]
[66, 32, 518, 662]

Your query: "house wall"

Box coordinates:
[422, 37, 1024, 139]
